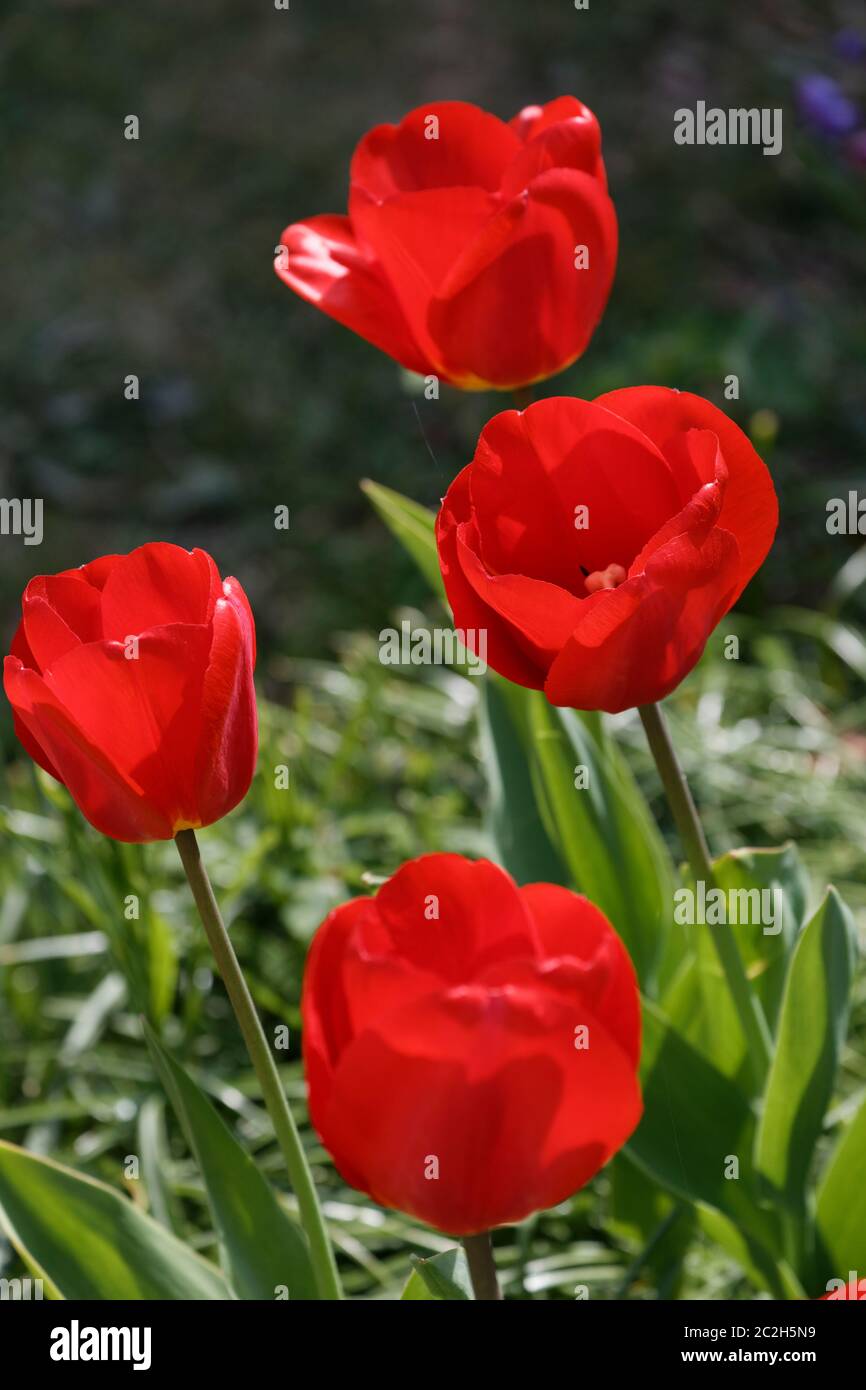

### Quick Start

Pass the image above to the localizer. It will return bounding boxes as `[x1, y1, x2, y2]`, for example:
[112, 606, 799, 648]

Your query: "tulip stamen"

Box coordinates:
[582, 562, 627, 593]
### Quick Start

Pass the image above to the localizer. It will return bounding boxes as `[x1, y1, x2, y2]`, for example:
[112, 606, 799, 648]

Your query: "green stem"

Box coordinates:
[463, 1231, 503, 1300]
[175, 828, 343, 1300]
[637, 703, 772, 1083]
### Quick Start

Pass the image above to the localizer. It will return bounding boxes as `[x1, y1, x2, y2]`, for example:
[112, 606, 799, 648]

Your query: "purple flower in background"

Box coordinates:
[834, 30, 866, 63]
[796, 73, 860, 137]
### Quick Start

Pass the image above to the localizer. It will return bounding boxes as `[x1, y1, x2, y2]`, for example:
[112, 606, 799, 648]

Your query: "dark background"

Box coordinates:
[2, 0, 865, 684]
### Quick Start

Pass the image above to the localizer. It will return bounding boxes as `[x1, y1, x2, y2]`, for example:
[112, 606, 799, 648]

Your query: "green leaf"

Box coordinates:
[755, 888, 857, 1213]
[401, 1248, 472, 1300]
[665, 844, 809, 1080]
[0, 1139, 229, 1299]
[696, 1205, 804, 1299]
[816, 1088, 866, 1283]
[626, 1000, 779, 1256]
[523, 698, 677, 988]
[144, 1024, 318, 1300]
[361, 480, 443, 598]
[477, 678, 566, 886]
[136, 1094, 182, 1235]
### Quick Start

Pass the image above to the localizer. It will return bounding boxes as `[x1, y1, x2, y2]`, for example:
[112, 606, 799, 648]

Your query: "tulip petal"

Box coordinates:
[455, 524, 584, 671]
[518, 884, 641, 1066]
[510, 96, 598, 142]
[21, 573, 105, 668]
[468, 398, 679, 587]
[502, 104, 604, 197]
[39, 625, 213, 836]
[276, 213, 431, 376]
[193, 595, 258, 829]
[429, 169, 617, 388]
[350, 101, 521, 201]
[374, 854, 540, 984]
[350, 186, 498, 376]
[99, 544, 219, 641]
[3, 656, 173, 840]
[597, 386, 778, 600]
[437, 468, 548, 688]
[317, 983, 641, 1233]
[545, 512, 741, 712]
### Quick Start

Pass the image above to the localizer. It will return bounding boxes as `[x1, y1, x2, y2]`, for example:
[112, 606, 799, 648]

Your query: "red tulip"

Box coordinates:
[302, 853, 641, 1234]
[276, 98, 617, 391]
[4, 543, 257, 842]
[436, 389, 778, 712]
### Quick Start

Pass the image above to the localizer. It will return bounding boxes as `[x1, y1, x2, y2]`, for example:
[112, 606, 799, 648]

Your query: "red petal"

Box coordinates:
[455, 525, 583, 671]
[99, 544, 219, 641]
[545, 511, 741, 712]
[350, 185, 498, 375]
[518, 884, 641, 1066]
[510, 97, 598, 142]
[469, 398, 679, 586]
[40, 624, 213, 837]
[3, 656, 173, 840]
[437, 467, 548, 689]
[350, 101, 521, 201]
[502, 103, 604, 197]
[193, 594, 257, 829]
[317, 982, 641, 1233]
[374, 854, 540, 984]
[597, 387, 778, 601]
[276, 214, 431, 376]
[429, 170, 617, 388]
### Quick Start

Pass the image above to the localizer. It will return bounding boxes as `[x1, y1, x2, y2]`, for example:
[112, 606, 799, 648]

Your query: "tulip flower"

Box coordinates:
[436, 388, 778, 713]
[276, 97, 617, 391]
[4, 540, 342, 1298]
[302, 853, 641, 1250]
[4, 543, 257, 842]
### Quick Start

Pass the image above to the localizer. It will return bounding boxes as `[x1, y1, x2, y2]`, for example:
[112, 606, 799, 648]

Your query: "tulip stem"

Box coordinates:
[174, 828, 343, 1301]
[637, 703, 773, 1082]
[463, 1232, 503, 1301]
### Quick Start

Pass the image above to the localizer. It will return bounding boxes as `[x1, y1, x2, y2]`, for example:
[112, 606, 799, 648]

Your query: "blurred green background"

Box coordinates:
[1, 0, 866, 1298]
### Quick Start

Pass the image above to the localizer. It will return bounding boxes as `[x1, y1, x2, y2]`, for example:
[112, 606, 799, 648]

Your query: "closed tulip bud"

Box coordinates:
[4, 543, 257, 842]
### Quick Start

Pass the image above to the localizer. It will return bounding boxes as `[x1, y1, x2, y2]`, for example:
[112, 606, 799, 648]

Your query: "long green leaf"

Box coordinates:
[664, 844, 809, 1081]
[145, 1025, 318, 1300]
[816, 1088, 866, 1285]
[0, 1139, 229, 1299]
[755, 888, 857, 1213]
[524, 699, 676, 987]
[626, 1001, 779, 1257]
[477, 678, 566, 886]
[360, 480, 444, 597]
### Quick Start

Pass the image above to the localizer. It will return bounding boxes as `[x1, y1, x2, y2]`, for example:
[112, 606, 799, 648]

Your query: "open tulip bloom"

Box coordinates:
[303, 853, 641, 1285]
[436, 387, 780, 1083]
[436, 387, 778, 714]
[276, 97, 617, 390]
